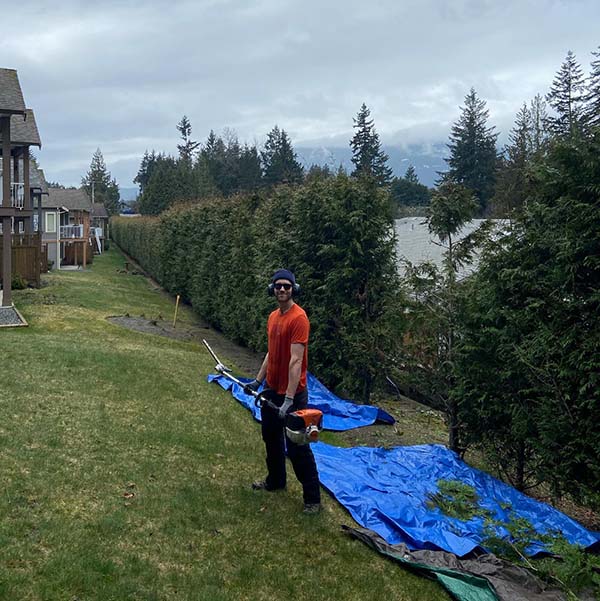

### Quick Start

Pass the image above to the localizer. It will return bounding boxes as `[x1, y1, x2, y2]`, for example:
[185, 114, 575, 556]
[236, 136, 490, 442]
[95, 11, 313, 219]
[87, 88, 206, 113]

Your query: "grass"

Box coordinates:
[0, 248, 449, 601]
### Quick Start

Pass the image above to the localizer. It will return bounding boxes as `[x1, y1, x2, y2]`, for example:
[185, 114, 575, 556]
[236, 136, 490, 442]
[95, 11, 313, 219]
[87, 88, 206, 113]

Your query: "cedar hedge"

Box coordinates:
[111, 175, 404, 401]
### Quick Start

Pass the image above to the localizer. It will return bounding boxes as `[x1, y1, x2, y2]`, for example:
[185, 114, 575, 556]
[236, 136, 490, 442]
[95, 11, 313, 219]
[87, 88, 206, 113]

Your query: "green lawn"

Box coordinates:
[0, 249, 449, 601]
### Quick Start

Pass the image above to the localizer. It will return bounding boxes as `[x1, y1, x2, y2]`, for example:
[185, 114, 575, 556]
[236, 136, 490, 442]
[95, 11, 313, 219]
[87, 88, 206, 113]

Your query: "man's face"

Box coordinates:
[274, 279, 293, 302]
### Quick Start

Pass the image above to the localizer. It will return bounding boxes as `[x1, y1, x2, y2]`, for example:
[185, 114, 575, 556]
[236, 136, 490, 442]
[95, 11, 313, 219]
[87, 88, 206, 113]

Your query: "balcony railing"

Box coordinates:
[11, 183, 24, 208]
[60, 224, 84, 239]
[0, 181, 25, 208]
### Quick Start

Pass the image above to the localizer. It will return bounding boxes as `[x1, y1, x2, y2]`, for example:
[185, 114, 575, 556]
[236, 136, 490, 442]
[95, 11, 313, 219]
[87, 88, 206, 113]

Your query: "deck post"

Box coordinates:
[1, 116, 12, 306]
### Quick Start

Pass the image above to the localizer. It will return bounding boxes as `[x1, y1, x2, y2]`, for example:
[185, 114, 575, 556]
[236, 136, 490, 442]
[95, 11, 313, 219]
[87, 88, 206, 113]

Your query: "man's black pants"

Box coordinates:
[260, 388, 321, 505]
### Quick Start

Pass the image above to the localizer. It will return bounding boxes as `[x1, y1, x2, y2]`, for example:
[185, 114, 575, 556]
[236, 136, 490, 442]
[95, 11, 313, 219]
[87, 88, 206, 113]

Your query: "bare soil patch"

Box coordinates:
[107, 315, 264, 375]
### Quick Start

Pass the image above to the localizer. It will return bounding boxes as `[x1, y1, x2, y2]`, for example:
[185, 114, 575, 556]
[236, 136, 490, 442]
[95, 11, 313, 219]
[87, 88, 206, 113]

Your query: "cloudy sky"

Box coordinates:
[2, 0, 599, 188]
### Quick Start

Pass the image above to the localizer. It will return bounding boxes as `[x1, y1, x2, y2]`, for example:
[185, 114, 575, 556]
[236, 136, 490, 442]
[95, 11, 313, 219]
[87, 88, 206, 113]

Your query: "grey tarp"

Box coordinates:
[343, 525, 568, 601]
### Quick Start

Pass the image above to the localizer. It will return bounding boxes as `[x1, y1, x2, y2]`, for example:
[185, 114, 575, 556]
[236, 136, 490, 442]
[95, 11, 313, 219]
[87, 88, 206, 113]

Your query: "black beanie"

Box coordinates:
[271, 269, 296, 285]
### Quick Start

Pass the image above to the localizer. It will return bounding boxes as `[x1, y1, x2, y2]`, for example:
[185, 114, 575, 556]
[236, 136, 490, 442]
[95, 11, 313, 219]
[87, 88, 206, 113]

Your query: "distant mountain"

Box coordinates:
[119, 187, 139, 202]
[296, 143, 448, 188]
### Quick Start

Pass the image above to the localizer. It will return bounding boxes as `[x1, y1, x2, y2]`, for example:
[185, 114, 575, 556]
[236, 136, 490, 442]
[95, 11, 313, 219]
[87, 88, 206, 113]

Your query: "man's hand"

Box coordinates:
[243, 379, 262, 395]
[279, 396, 293, 419]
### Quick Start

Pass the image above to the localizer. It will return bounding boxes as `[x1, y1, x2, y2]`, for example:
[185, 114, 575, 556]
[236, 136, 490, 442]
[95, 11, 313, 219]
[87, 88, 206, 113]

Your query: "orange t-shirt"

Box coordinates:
[266, 303, 309, 395]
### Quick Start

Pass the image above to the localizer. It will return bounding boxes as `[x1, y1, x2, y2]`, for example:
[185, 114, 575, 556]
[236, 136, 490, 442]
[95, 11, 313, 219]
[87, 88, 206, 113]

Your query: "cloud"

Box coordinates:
[2, 0, 598, 185]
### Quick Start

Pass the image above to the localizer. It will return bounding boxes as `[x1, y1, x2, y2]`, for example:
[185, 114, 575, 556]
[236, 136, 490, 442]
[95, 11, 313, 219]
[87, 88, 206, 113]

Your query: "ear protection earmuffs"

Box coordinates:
[268, 269, 301, 297]
[267, 281, 301, 297]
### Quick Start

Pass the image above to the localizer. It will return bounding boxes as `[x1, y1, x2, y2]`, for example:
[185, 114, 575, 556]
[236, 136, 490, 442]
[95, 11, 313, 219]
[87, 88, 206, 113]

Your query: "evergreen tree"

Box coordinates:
[401, 180, 482, 452]
[390, 175, 431, 208]
[445, 88, 498, 215]
[455, 131, 600, 500]
[81, 148, 120, 215]
[176, 116, 200, 164]
[134, 150, 160, 194]
[545, 50, 586, 137]
[137, 155, 179, 215]
[529, 94, 550, 155]
[305, 164, 333, 184]
[349, 103, 393, 186]
[220, 130, 243, 196]
[584, 46, 600, 130]
[192, 154, 218, 198]
[404, 164, 419, 184]
[286, 174, 404, 402]
[238, 143, 263, 192]
[491, 104, 533, 215]
[260, 126, 304, 187]
[201, 130, 229, 194]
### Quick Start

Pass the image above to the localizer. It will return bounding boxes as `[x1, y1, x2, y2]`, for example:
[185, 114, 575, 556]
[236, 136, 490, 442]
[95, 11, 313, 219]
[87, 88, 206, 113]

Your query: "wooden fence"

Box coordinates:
[0, 233, 42, 287]
[63, 240, 94, 266]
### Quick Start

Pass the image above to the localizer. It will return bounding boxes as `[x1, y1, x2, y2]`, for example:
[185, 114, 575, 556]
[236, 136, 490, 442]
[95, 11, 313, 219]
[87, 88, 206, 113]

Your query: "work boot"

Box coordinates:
[303, 503, 322, 514]
[251, 479, 284, 492]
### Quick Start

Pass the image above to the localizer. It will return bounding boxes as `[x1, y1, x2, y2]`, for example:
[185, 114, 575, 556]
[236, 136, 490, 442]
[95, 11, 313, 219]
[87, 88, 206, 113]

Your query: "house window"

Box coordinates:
[46, 212, 57, 233]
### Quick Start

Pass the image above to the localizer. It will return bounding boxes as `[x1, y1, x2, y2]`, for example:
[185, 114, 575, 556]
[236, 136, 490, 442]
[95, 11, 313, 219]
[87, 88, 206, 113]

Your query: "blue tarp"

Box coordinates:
[312, 442, 600, 558]
[207, 372, 394, 431]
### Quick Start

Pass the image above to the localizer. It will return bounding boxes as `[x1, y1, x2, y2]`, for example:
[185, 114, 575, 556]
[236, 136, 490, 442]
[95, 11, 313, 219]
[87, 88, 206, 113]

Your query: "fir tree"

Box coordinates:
[260, 126, 304, 187]
[81, 148, 120, 215]
[404, 165, 419, 184]
[192, 155, 218, 198]
[201, 130, 229, 194]
[545, 50, 586, 137]
[584, 46, 600, 130]
[529, 94, 549, 155]
[445, 88, 498, 214]
[137, 155, 179, 215]
[176, 116, 200, 164]
[492, 104, 533, 215]
[403, 180, 480, 452]
[390, 174, 431, 208]
[134, 150, 160, 194]
[305, 164, 333, 183]
[238, 143, 263, 192]
[221, 130, 243, 196]
[349, 103, 393, 186]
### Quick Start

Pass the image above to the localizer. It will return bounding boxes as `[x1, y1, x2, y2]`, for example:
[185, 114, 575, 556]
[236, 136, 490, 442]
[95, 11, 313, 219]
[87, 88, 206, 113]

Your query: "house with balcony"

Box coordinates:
[0, 156, 48, 230]
[42, 188, 95, 269]
[0, 68, 42, 313]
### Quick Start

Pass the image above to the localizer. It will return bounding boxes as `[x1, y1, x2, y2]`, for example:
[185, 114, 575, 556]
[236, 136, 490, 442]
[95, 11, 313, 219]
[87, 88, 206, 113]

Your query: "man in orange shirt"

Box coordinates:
[245, 269, 321, 513]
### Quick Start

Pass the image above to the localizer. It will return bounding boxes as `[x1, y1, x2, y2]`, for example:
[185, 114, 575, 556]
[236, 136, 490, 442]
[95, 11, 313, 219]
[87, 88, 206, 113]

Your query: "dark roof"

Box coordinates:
[38, 169, 49, 194]
[92, 203, 109, 218]
[30, 164, 48, 193]
[0, 109, 42, 147]
[0, 157, 48, 193]
[0, 68, 26, 115]
[43, 188, 92, 211]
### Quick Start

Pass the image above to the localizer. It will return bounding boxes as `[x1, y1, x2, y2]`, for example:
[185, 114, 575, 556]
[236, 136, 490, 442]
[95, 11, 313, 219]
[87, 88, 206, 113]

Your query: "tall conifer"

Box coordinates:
[260, 126, 304, 187]
[545, 50, 586, 136]
[584, 46, 600, 129]
[81, 148, 120, 215]
[350, 103, 393, 186]
[176, 115, 200, 164]
[445, 88, 498, 214]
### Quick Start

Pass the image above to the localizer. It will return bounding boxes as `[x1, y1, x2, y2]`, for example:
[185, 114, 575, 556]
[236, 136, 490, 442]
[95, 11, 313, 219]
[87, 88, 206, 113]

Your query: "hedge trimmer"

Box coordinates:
[202, 338, 322, 444]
